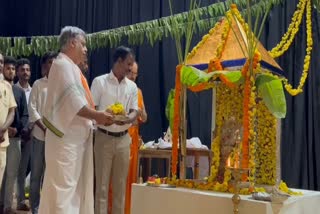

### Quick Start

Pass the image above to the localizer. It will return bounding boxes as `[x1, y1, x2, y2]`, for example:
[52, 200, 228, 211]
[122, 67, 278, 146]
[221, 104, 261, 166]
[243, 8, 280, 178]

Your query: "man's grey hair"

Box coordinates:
[59, 26, 86, 51]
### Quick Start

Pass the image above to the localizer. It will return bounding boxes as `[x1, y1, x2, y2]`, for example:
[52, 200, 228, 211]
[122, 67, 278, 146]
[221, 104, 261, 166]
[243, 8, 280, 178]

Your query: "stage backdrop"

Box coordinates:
[0, 0, 319, 191]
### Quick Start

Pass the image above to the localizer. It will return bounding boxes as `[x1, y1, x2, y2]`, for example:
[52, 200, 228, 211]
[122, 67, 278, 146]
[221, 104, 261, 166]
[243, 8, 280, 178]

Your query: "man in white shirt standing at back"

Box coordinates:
[91, 46, 138, 214]
[15, 58, 32, 212]
[28, 52, 57, 214]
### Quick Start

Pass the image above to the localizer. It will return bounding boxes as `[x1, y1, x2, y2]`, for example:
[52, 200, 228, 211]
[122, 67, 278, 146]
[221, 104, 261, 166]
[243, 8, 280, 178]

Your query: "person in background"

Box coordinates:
[78, 56, 88, 74]
[28, 52, 57, 214]
[15, 58, 32, 212]
[91, 46, 138, 214]
[0, 54, 16, 214]
[39, 26, 113, 214]
[15, 58, 31, 103]
[0, 56, 28, 214]
[124, 61, 147, 214]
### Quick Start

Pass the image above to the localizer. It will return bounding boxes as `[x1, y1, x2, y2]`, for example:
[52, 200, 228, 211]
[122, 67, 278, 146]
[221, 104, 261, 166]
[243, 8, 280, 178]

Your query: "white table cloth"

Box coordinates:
[131, 184, 320, 214]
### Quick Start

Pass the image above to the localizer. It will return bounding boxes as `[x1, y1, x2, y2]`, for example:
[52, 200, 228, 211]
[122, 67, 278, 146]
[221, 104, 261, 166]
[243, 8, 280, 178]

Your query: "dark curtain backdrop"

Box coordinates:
[0, 0, 319, 190]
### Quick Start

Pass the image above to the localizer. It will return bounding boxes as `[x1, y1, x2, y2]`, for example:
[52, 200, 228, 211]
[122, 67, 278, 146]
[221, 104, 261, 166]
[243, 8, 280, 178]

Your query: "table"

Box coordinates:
[131, 184, 320, 214]
[137, 148, 211, 181]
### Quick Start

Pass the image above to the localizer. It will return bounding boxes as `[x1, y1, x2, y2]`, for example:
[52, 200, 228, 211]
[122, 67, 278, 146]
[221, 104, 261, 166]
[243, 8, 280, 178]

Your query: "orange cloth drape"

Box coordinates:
[80, 71, 95, 108]
[124, 89, 145, 214]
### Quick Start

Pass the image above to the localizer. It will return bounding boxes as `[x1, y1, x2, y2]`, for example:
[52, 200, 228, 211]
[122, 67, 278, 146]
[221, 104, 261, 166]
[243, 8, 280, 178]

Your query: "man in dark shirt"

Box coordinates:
[15, 58, 32, 212]
[0, 56, 28, 214]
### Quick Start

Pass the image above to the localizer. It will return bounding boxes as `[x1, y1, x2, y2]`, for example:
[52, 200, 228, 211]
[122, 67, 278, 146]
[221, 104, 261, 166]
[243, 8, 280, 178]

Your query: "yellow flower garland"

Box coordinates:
[230, 5, 250, 37]
[214, 13, 231, 59]
[269, 0, 307, 58]
[255, 102, 277, 185]
[248, 75, 257, 184]
[282, 0, 313, 96]
[209, 83, 243, 182]
[186, 21, 221, 61]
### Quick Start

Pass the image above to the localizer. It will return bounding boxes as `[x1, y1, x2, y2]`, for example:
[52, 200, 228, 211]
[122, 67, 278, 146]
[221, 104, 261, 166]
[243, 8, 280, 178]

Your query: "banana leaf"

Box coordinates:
[180, 65, 242, 86]
[165, 89, 175, 131]
[256, 74, 286, 118]
[217, 70, 243, 84]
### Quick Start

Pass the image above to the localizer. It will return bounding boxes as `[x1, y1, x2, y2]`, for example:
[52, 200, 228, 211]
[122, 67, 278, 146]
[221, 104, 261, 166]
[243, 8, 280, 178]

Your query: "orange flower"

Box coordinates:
[212, 59, 236, 88]
[188, 83, 211, 92]
[241, 60, 251, 177]
[212, 59, 223, 70]
[171, 65, 182, 177]
[208, 59, 215, 73]
[231, 4, 238, 10]
[241, 52, 261, 179]
[220, 75, 236, 88]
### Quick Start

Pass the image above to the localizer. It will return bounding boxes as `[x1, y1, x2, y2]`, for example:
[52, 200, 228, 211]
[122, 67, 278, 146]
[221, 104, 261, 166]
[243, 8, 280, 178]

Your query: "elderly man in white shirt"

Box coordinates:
[28, 52, 57, 214]
[91, 46, 138, 214]
[39, 26, 114, 214]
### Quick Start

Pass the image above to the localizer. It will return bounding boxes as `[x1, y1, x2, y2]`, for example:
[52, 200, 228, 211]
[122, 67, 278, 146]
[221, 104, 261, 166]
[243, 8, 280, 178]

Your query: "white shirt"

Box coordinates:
[0, 73, 3, 80]
[28, 77, 48, 141]
[91, 71, 138, 132]
[16, 81, 32, 104]
[44, 53, 92, 140]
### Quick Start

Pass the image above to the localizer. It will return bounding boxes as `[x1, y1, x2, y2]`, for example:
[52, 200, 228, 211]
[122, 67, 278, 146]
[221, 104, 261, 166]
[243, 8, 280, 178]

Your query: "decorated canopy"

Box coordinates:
[185, 16, 283, 76]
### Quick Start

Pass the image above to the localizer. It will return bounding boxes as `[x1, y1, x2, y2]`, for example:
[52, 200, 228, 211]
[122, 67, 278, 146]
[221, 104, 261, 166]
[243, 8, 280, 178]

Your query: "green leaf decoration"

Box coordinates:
[216, 70, 243, 84]
[181, 65, 242, 86]
[165, 89, 175, 131]
[256, 74, 286, 118]
[181, 65, 214, 86]
[0, 0, 283, 56]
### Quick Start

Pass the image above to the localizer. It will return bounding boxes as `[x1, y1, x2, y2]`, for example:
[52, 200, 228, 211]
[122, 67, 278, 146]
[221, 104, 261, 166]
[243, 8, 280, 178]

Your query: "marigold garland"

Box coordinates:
[171, 65, 182, 178]
[167, 175, 264, 194]
[214, 15, 231, 59]
[255, 102, 277, 185]
[208, 84, 223, 182]
[248, 53, 261, 184]
[167, 178, 267, 194]
[240, 52, 260, 173]
[188, 82, 215, 92]
[282, 0, 313, 96]
[241, 64, 251, 172]
[186, 20, 222, 61]
[209, 83, 244, 183]
[230, 5, 250, 36]
[210, 59, 237, 88]
[269, 0, 307, 58]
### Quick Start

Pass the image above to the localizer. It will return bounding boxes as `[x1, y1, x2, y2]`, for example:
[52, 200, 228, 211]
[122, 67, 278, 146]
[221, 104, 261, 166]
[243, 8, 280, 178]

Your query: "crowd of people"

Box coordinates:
[0, 26, 147, 214]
